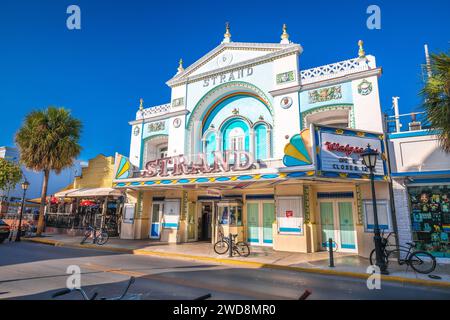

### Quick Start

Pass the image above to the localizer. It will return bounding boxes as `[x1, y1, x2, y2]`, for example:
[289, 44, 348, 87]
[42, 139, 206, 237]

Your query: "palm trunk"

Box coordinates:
[36, 169, 50, 236]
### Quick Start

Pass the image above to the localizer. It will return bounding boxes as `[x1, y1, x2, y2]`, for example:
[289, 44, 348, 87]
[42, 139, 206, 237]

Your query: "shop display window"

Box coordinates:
[409, 185, 450, 258]
[363, 200, 392, 232]
[218, 202, 242, 226]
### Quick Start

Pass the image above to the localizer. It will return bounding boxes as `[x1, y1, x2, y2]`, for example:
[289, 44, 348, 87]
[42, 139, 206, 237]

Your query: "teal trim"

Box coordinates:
[392, 170, 450, 177]
[186, 81, 274, 130]
[163, 223, 178, 228]
[202, 95, 272, 134]
[263, 239, 273, 244]
[300, 104, 353, 128]
[388, 129, 441, 139]
[139, 134, 169, 170]
[406, 178, 450, 184]
[255, 123, 268, 160]
[222, 118, 250, 152]
[341, 244, 356, 249]
[279, 227, 301, 233]
[248, 238, 259, 243]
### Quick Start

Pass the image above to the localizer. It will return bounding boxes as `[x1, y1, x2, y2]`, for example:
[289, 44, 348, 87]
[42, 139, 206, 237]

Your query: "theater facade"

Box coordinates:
[113, 25, 392, 258]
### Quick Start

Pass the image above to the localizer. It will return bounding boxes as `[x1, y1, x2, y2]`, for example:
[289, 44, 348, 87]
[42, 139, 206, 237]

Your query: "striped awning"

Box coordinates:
[54, 188, 123, 198]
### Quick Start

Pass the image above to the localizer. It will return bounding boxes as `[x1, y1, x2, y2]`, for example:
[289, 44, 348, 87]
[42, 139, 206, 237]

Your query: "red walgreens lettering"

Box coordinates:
[324, 141, 368, 156]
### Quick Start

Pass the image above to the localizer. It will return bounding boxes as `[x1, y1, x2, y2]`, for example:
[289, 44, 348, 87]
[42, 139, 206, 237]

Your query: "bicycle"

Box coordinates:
[52, 277, 141, 300]
[80, 225, 109, 245]
[369, 231, 436, 274]
[214, 233, 250, 257]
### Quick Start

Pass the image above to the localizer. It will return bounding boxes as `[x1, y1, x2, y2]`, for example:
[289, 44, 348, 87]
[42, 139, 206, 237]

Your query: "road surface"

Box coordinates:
[0, 241, 449, 300]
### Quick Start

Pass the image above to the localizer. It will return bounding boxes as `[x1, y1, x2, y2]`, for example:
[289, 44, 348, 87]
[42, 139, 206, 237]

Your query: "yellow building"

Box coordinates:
[72, 154, 116, 189]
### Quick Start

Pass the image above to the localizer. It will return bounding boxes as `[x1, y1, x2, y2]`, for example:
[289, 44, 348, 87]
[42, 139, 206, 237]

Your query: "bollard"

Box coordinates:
[229, 233, 233, 257]
[328, 238, 335, 268]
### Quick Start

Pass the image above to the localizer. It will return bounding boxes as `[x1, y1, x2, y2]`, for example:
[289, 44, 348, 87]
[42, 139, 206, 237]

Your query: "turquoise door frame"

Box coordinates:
[319, 199, 357, 253]
[246, 200, 274, 246]
[150, 202, 164, 239]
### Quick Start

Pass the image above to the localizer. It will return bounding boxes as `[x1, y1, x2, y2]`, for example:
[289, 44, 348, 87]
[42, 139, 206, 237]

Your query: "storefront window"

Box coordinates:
[220, 207, 229, 224]
[219, 204, 242, 226]
[409, 185, 450, 258]
[229, 206, 242, 226]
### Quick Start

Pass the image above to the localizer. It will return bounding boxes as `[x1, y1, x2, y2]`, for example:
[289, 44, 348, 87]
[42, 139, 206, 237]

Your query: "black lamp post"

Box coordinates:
[361, 144, 389, 274]
[15, 180, 30, 242]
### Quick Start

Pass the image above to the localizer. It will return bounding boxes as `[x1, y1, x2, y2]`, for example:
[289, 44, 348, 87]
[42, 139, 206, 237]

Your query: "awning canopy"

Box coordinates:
[54, 188, 123, 198]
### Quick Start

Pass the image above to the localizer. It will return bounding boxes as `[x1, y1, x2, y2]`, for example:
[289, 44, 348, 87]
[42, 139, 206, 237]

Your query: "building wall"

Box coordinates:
[72, 154, 115, 189]
[388, 132, 450, 173]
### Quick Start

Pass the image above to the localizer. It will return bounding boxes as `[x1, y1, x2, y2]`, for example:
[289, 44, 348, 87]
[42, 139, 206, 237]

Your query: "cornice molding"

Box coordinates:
[128, 109, 189, 125]
[268, 67, 382, 96]
[167, 45, 302, 88]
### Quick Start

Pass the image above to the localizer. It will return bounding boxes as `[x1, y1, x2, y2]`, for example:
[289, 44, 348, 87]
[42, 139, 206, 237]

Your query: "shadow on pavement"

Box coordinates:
[0, 241, 121, 266]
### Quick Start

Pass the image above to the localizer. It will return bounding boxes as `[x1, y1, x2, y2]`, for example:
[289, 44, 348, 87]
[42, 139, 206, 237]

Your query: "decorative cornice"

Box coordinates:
[167, 44, 302, 87]
[300, 67, 382, 91]
[269, 67, 382, 96]
[129, 109, 189, 125]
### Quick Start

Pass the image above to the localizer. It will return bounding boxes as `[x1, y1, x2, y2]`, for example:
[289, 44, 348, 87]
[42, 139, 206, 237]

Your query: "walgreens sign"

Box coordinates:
[319, 131, 384, 176]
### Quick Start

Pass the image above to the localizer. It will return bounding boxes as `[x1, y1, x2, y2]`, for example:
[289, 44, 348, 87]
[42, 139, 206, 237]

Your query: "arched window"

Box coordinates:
[203, 131, 217, 165]
[222, 119, 250, 152]
[142, 135, 168, 168]
[254, 123, 268, 160]
[303, 107, 352, 129]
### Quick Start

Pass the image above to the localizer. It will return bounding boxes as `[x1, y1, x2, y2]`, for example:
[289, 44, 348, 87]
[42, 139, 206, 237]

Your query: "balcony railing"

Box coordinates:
[300, 57, 369, 85]
[136, 103, 172, 120]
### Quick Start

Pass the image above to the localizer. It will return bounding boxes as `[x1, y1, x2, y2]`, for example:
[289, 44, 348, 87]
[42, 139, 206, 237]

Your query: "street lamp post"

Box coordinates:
[15, 180, 30, 242]
[361, 144, 389, 274]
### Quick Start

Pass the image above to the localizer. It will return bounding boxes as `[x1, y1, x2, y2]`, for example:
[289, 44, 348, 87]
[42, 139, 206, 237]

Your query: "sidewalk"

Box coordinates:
[24, 233, 450, 288]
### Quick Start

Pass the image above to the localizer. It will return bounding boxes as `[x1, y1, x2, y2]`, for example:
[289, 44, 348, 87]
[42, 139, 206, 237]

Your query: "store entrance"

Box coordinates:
[198, 203, 212, 241]
[319, 200, 357, 253]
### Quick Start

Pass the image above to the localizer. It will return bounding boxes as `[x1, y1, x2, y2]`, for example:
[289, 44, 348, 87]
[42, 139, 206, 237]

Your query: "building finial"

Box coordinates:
[358, 40, 366, 58]
[139, 98, 144, 111]
[280, 23, 290, 44]
[222, 22, 231, 43]
[177, 58, 184, 74]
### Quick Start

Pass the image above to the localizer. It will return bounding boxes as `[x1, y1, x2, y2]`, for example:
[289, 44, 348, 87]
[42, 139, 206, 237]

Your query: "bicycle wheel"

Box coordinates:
[408, 251, 436, 274]
[235, 242, 250, 257]
[369, 249, 389, 267]
[214, 240, 229, 255]
[80, 231, 90, 244]
[96, 231, 109, 245]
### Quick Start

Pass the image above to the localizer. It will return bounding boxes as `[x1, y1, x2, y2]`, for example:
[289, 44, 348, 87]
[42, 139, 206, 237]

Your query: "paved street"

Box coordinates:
[1, 242, 449, 300]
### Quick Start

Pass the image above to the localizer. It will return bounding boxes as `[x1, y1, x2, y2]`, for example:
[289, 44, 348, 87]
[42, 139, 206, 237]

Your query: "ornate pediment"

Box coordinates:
[167, 42, 302, 87]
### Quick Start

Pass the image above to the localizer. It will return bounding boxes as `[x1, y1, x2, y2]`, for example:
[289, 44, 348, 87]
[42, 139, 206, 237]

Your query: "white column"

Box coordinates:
[392, 179, 412, 247]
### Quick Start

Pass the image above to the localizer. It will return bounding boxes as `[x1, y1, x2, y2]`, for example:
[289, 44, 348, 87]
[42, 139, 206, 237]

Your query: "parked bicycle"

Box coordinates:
[369, 231, 436, 274]
[80, 225, 109, 245]
[214, 233, 250, 257]
[52, 277, 140, 300]
[52, 276, 213, 300]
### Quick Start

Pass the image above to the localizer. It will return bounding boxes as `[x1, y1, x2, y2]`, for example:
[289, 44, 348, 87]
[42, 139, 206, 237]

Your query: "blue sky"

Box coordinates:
[0, 0, 449, 161]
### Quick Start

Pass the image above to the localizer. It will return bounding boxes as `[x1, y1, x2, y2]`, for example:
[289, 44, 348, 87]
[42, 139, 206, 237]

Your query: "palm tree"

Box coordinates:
[421, 52, 450, 152]
[15, 107, 82, 235]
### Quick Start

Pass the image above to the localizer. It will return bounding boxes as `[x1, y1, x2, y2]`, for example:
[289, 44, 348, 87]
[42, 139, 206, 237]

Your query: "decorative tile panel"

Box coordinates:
[148, 121, 166, 133]
[172, 97, 185, 107]
[276, 71, 295, 84]
[308, 85, 342, 104]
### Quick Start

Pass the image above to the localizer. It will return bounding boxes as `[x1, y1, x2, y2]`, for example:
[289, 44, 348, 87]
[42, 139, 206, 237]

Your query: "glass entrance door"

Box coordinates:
[338, 202, 356, 251]
[262, 202, 275, 244]
[319, 200, 357, 253]
[320, 202, 336, 250]
[150, 202, 163, 239]
[246, 201, 274, 246]
[247, 203, 259, 244]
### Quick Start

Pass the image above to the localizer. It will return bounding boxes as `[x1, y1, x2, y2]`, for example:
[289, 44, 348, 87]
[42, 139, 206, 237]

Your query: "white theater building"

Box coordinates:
[113, 24, 393, 258]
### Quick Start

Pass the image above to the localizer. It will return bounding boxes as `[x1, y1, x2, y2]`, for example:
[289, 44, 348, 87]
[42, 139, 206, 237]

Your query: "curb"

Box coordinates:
[24, 237, 450, 289]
